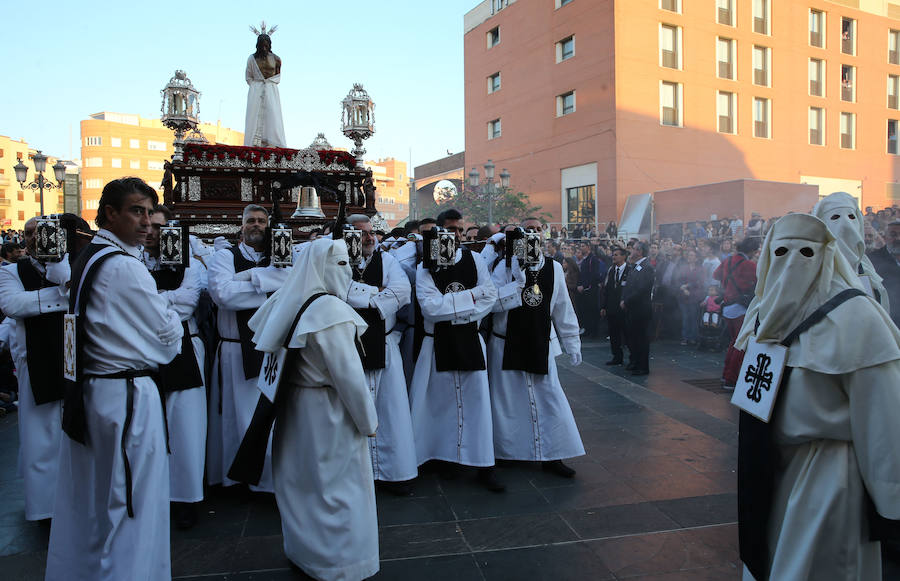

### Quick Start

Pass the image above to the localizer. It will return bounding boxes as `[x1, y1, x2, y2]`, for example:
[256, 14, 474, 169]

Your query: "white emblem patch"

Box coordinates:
[63, 314, 77, 381]
[730, 339, 788, 422]
[445, 281, 466, 293]
[522, 284, 543, 307]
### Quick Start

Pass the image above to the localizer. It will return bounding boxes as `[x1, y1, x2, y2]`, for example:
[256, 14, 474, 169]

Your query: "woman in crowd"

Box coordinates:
[676, 249, 704, 346]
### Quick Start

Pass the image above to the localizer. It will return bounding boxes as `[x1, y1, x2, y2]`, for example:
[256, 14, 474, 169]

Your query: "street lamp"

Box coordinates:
[467, 160, 511, 226]
[14, 150, 66, 216]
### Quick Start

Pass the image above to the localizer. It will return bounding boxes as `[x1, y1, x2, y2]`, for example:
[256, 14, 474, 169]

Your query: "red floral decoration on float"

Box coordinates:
[183, 143, 357, 169]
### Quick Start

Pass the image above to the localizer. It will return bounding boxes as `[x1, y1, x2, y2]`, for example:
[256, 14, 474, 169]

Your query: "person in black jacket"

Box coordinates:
[601, 247, 630, 365]
[576, 242, 604, 337]
[621, 242, 655, 375]
[869, 220, 900, 328]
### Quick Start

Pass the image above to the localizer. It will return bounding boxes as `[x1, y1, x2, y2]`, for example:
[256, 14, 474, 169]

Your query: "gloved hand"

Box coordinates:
[489, 232, 505, 245]
[157, 315, 183, 345]
[45, 257, 71, 286]
[234, 270, 252, 281]
[512, 262, 527, 288]
[569, 352, 582, 366]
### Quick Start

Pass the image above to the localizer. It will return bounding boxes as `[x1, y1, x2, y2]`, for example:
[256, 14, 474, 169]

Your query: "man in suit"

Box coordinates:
[576, 242, 604, 338]
[869, 220, 900, 328]
[621, 242, 654, 376]
[600, 247, 630, 365]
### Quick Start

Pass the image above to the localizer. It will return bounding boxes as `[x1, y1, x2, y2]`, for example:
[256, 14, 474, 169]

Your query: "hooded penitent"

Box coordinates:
[812, 191, 889, 311]
[736, 213, 900, 373]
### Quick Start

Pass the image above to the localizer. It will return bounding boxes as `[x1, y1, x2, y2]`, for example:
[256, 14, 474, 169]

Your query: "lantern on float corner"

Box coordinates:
[160, 70, 201, 161]
[341, 83, 375, 167]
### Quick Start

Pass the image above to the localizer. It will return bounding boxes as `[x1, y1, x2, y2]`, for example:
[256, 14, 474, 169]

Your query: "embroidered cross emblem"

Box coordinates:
[744, 352, 774, 403]
[263, 353, 279, 384]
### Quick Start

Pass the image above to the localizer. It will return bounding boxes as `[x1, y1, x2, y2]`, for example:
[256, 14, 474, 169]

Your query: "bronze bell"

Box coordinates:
[292, 186, 325, 218]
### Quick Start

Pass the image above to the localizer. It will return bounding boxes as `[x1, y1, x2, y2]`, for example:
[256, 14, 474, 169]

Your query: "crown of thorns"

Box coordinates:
[249, 21, 278, 37]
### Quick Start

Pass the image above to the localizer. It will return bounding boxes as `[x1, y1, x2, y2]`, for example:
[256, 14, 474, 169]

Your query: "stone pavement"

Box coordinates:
[0, 339, 891, 580]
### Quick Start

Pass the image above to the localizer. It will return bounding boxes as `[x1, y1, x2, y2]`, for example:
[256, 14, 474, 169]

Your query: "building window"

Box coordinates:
[488, 72, 501, 94]
[488, 118, 502, 139]
[557, 91, 576, 116]
[890, 30, 900, 65]
[809, 107, 824, 145]
[840, 112, 855, 149]
[84, 178, 102, 189]
[717, 91, 736, 134]
[841, 65, 856, 102]
[753, 0, 769, 35]
[147, 141, 166, 151]
[717, 0, 734, 26]
[809, 59, 825, 97]
[717, 37, 735, 80]
[85, 136, 101, 146]
[889, 120, 899, 154]
[556, 36, 575, 62]
[110, 137, 121, 148]
[17, 211, 24, 222]
[84, 157, 102, 167]
[147, 161, 165, 171]
[17, 192, 24, 202]
[842, 18, 856, 56]
[660, 0, 680, 13]
[556, 0, 573, 7]
[130, 160, 140, 169]
[810, 9, 825, 48]
[890, 75, 900, 109]
[566, 185, 596, 227]
[660, 24, 680, 69]
[753, 46, 770, 86]
[487, 27, 500, 49]
[111, 158, 122, 168]
[753, 97, 770, 138]
[492, 0, 507, 12]
[129, 139, 140, 148]
[660, 81, 681, 126]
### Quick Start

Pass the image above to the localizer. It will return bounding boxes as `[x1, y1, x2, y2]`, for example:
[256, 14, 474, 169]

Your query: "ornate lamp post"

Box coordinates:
[13, 151, 66, 216]
[341, 83, 375, 167]
[467, 159, 510, 226]
[160, 70, 200, 161]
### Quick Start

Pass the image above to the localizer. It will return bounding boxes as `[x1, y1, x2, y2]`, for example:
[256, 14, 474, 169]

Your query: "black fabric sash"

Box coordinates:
[227, 292, 327, 485]
[150, 266, 203, 392]
[353, 252, 386, 370]
[231, 246, 268, 380]
[17, 259, 65, 405]
[429, 249, 485, 372]
[502, 260, 553, 375]
[738, 288, 865, 581]
[62, 243, 127, 445]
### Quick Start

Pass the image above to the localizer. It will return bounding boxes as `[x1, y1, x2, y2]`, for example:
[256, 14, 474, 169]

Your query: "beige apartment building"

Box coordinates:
[0, 135, 66, 229]
[80, 112, 243, 223]
[366, 157, 410, 227]
[465, 0, 900, 228]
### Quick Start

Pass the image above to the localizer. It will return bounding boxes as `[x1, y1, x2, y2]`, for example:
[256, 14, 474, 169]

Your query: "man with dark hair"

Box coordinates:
[576, 241, 604, 337]
[406, 220, 421, 234]
[465, 225, 479, 242]
[209, 203, 289, 493]
[601, 247, 630, 365]
[0, 241, 24, 265]
[621, 241, 654, 375]
[419, 217, 437, 232]
[46, 177, 183, 580]
[409, 208, 502, 491]
[714, 236, 759, 388]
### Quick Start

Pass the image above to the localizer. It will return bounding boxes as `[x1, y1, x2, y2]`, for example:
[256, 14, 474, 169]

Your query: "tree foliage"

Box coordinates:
[434, 187, 549, 226]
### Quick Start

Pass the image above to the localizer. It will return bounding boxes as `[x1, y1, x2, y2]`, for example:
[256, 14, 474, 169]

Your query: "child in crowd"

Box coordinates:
[701, 285, 722, 327]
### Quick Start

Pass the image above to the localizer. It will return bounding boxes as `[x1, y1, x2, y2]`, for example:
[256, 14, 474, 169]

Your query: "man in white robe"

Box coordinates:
[46, 178, 183, 581]
[246, 238, 379, 581]
[735, 213, 900, 581]
[244, 30, 286, 148]
[208, 204, 289, 492]
[389, 233, 420, 388]
[346, 215, 417, 493]
[408, 209, 502, 491]
[488, 220, 585, 477]
[145, 208, 206, 529]
[0, 217, 71, 521]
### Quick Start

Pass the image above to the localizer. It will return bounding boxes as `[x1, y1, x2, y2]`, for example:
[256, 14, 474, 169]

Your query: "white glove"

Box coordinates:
[157, 314, 183, 345]
[512, 263, 527, 288]
[489, 232, 505, 245]
[569, 352, 582, 366]
[234, 270, 252, 281]
[45, 258, 71, 286]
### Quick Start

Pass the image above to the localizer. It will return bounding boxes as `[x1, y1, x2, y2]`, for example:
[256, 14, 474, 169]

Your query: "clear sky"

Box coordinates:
[0, 0, 476, 170]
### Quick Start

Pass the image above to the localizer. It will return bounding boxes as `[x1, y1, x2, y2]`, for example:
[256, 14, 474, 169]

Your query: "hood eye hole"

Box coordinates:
[830, 214, 840, 220]
[849, 214, 856, 219]
[800, 247, 814, 257]
[338, 260, 348, 266]
[774, 247, 788, 256]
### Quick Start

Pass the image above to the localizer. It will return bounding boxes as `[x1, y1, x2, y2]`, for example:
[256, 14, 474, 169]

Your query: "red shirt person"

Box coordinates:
[713, 237, 760, 387]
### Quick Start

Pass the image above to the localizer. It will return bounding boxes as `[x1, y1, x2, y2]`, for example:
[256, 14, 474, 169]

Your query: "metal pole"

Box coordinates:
[38, 173, 45, 216]
[487, 182, 494, 226]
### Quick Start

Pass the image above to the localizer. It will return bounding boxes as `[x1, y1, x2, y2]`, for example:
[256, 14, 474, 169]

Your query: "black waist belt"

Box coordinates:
[219, 338, 240, 343]
[83, 369, 157, 519]
[492, 332, 506, 340]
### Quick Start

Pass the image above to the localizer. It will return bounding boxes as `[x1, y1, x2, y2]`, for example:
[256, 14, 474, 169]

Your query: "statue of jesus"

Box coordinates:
[244, 22, 287, 148]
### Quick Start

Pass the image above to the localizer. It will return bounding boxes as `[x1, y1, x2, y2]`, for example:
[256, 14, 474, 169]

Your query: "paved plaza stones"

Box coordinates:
[0, 339, 896, 579]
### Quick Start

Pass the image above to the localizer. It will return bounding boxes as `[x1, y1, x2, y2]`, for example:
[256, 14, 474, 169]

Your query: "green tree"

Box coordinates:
[435, 187, 549, 226]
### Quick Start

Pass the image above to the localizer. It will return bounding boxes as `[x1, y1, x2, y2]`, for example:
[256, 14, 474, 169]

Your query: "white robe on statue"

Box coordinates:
[208, 243, 289, 492]
[409, 249, 498, 467]
[46, 230, 183, 581]
[347, 251, 416, 482]
[488, 256, 585, 461]
[244, 55, 286, 148]
[146, 254, 207, 503]
[0, 257, 68, 521]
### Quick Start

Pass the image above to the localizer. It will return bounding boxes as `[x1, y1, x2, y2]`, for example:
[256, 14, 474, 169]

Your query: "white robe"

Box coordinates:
[208, 243, 289, 492]
[409, 250, 498, 467]
[488, 257, 585, 461]
[46, 230, 183, 581]
[275, 320, 379, 581]
[389, 241, 418, 388]
[146, 254, 207, 503]
[244, 55, 286, 148]
[0, 258, 67, 521]
[347, 252, 416, 482]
